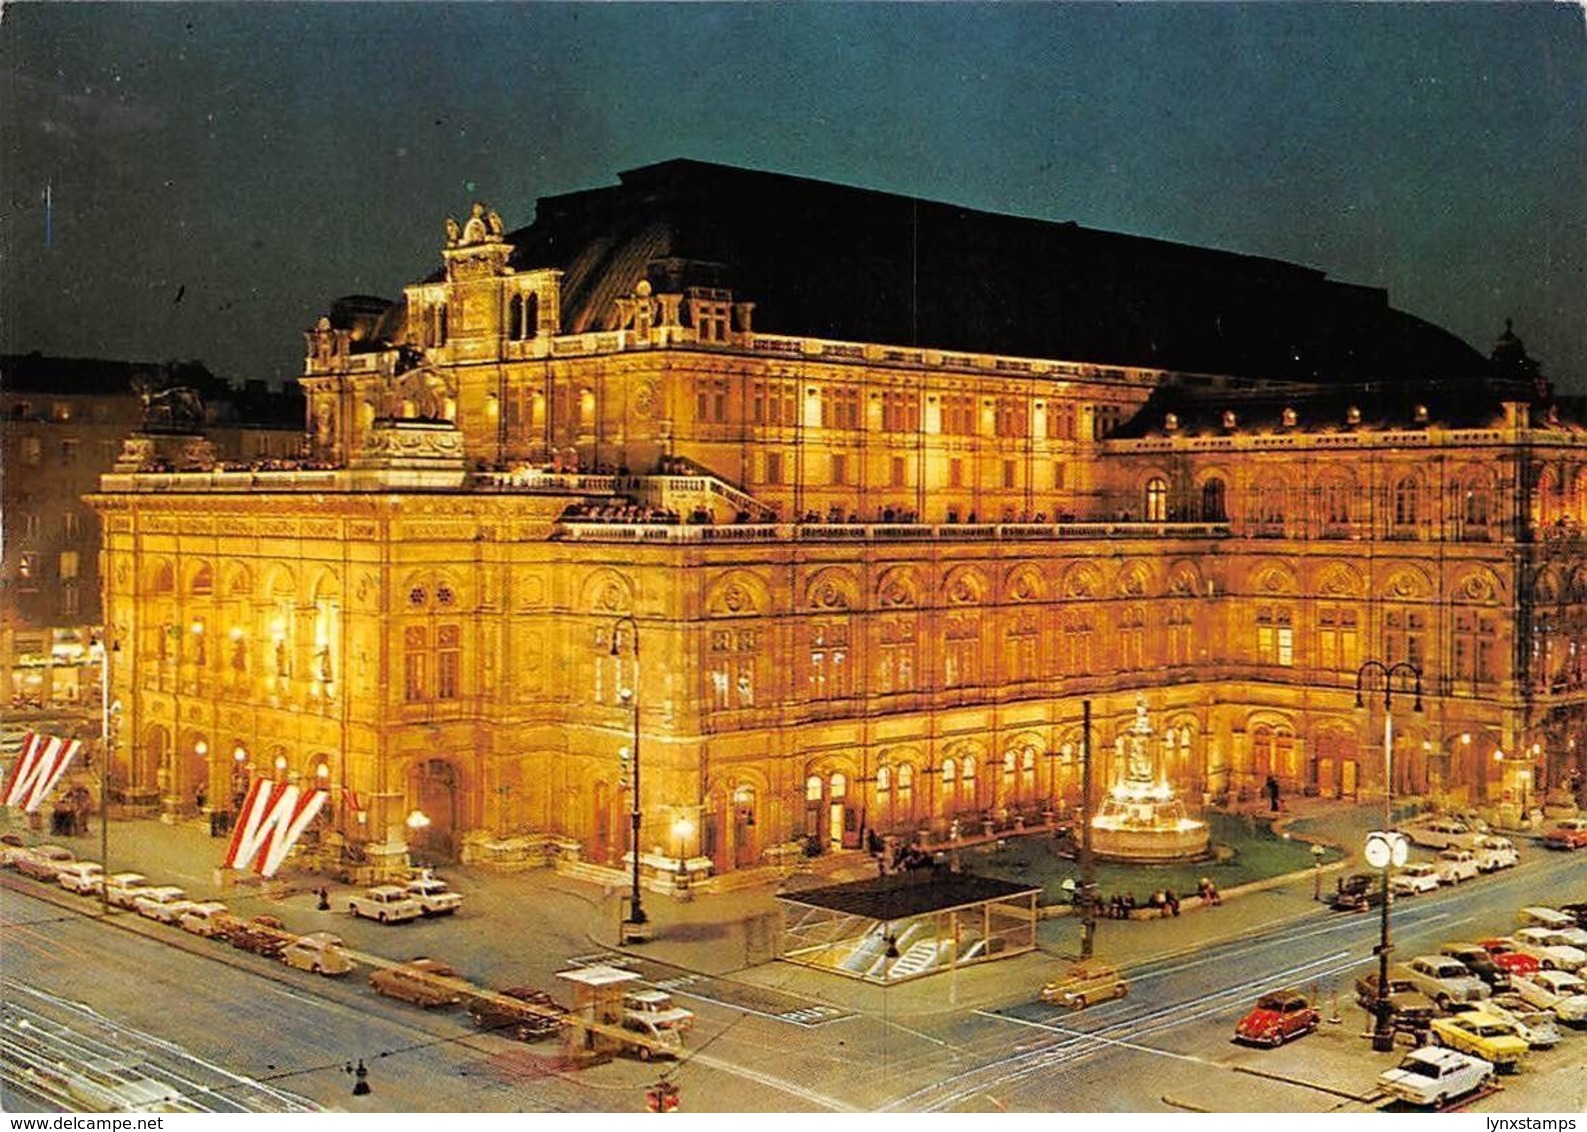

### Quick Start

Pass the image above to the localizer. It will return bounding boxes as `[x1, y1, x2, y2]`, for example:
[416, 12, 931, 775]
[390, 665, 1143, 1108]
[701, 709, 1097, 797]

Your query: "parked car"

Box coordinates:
[1233, 988, 1321, 1047]
[1516, 906, 1578, 932]
[1438, 943, 1511, 993]
[1332, 873, 1386, 912]
[1470, 835, 1518, 872]
[177, 901, 232, 938]
[467, 986, 565, 1042]
[369, 957, 467, 1007]
[1390, 863, 1441, 896]
[1510, 928, 1587, 972]
[404, 872, 463, 916]
[133, 886, 195, 923]
[281, 931, 356, 976]
[1542, 818, 1587, 850]
[1404, 818, 1476, 850]
[1434, 848, 1480, 885]
[1428, 1013, 1527, 1072]
[56, 861, 105, 896]
[103, 872, 152, 909]
[225, 914, 295, 958]
[1039, 960, 1128, 1009]
[0, 834, 31, 867]
[1515, 912, 1587, 950]
[1354, 973, 1436, 1029]
[1558, 902, 1587, 930]
[1376, 1046, 1494, 1109]
[13, 844, 75, 880]
[1477, 997, 1562, 1048]
[1401, 956, 1490, 1010]
[1509, 969, 1587, 1023]
[349, 885, 424, 924]
[1477, 938, 1543, 978]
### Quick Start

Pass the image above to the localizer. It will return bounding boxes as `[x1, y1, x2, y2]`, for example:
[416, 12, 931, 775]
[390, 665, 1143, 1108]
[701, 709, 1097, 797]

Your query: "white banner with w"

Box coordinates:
[2, 732, 82, 813]
[223, 778, 329, 877]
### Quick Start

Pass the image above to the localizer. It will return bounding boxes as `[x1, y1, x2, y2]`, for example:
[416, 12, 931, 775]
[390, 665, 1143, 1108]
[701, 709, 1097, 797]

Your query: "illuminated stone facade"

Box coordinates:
[89, 162, 1586, 880]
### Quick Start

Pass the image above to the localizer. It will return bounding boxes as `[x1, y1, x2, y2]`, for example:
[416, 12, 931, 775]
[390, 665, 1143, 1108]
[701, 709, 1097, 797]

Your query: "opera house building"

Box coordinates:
[88, 160, 1587, 884]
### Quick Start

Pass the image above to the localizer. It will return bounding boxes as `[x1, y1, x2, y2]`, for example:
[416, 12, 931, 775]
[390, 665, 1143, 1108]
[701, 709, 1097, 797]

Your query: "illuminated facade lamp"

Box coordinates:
[195, 739, 209, 757]
[274, 754, 289, 776]
[405, 809, 431, 832]
[672, 815, 696, 859]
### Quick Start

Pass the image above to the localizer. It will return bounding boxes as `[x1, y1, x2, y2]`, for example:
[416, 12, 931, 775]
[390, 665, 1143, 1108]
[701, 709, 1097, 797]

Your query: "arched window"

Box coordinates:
[1144, 477, 1168, 522]
[876, 766, 891, 794]
[1394, 476, 1420, 529]
[1201, 477, 1227, 522]
[805, 775, 822, 802]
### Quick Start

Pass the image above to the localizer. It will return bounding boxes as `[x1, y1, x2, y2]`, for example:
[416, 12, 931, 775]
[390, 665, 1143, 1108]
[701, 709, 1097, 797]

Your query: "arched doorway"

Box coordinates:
[413, 759, 459, 862]
[592, 779, 620, 866]
[1312, 729, 1356, 799]
[805, 771, 858, 849]
[706, 783, 761, 873]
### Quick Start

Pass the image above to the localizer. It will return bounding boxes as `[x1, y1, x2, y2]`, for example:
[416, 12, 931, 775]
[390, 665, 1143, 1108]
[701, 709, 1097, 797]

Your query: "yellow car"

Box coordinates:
[1039, 960, 1128, 1009]
[1429, 1013, 1528, 1072]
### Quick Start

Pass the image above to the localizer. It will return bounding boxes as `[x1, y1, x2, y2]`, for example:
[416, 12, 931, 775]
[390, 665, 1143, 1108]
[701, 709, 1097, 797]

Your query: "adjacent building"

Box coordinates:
[86, 160, 1585, 882]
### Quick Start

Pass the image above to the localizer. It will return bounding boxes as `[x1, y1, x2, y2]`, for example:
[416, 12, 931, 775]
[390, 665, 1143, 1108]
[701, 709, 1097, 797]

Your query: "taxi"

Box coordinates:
[1428, 1013, 1527, 1072]
[1039, 960, 1127, 1009]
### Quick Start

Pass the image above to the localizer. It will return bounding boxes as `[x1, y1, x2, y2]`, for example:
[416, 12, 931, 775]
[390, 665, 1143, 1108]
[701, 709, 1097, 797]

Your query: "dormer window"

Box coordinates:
[1347, 406, 1362, 425]
[1414, 404, 1429, 423]
[1222, 410, 1237, 429]
[1282, 407, 1298, 427]
[687, 288, 732, 344]
[1164, 412, 1179, 432]
[508, 291, 538, 341]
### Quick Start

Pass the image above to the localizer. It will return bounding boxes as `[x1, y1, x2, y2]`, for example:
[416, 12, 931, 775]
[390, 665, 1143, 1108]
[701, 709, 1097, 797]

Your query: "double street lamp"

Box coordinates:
[611, 615, 646, 937]
[1355, 658, 1422, 1053]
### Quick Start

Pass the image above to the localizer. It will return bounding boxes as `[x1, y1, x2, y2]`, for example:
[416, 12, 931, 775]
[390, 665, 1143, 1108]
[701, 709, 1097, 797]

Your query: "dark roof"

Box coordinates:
[777, 871, 1040, 920]
[491, 158, 1486, 383]
[1109, 321, 1560, 438]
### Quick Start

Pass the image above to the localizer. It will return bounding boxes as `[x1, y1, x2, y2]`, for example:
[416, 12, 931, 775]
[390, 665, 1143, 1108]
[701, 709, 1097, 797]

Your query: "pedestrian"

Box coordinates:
[317, 886, 330, 911]
[1165, 888, 1180, 917]
[1265, 774, 1281, 813]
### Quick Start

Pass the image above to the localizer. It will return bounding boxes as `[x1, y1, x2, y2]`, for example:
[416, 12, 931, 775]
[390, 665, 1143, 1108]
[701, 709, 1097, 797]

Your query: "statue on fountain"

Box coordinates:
[1091, 694, 1212, 862]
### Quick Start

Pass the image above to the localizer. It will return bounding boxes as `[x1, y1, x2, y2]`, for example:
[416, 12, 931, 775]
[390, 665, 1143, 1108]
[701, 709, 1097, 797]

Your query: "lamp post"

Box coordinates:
[1079, 699, 1098, 960]
[1311, 841, 1327, 901]
[93, 633, 119, 917]
[611, 614, 646, 936]
[1355, 659, 1422, 1053]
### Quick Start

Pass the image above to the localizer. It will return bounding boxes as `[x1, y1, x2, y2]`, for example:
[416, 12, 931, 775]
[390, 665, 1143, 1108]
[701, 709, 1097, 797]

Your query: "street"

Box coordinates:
[2, 826, 1585, 1113]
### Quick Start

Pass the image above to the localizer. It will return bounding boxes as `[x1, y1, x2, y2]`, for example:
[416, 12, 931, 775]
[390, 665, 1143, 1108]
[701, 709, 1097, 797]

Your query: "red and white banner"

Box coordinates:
[2, 732, 82, 813]
[223, 778, 328, 877]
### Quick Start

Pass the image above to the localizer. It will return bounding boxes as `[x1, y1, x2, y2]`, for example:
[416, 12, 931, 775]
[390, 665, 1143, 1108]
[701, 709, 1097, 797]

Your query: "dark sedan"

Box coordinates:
[467, 986, 566, 1041]
[1331, 873, 1386, 912]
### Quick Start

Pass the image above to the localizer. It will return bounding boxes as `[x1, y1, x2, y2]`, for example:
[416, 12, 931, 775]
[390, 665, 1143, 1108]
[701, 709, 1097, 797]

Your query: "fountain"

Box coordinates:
[1090, 695, 1211, 862]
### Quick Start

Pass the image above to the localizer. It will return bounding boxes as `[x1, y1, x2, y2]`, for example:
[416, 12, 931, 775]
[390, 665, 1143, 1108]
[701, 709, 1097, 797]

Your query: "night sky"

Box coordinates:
[3, 3, 1582, 393]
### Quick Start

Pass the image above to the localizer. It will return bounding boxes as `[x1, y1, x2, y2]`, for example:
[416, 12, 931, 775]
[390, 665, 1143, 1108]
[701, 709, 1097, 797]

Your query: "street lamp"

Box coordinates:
[1355, 658, 1422, 1053]
[92, 633, 119, 916]
[611, 614, 646, 935]
[1311, 842, 1327, 901]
